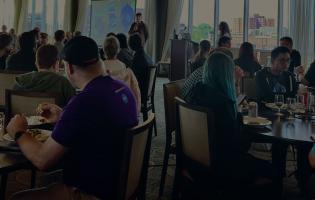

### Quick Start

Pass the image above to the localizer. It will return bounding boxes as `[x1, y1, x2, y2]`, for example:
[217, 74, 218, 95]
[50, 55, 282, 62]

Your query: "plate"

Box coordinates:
[2, 129, 52, 143]
[265, 103, 287, 110]
[243, 116, 272, 127]
[26, 116, 46, 126]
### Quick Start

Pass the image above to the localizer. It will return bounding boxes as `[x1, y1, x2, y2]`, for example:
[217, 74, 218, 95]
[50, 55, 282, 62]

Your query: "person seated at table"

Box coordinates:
[6, 31, 37, 72]
[234, 42, 262, 76]
[103, 36, 141, 112]
[181, 47, 243, 102]
[190, 40, 211, 73]
[302, 60, 315, 88]
[37, 32, 49, 49]
[217, 36, 231, 48]
[279, 36, 301, 73]
[0, 33, 12, 70]
[129, 33, 153, 104]
[6, 36, 138, 199]
[184, 52, 273, 189]
[116, 33, 133, 68]
[255, 46, 297, 103]
[13, 44, 75, 107]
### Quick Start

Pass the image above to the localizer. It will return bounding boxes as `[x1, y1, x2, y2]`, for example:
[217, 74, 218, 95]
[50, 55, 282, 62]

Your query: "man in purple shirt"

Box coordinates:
[6, 36, 138, 199]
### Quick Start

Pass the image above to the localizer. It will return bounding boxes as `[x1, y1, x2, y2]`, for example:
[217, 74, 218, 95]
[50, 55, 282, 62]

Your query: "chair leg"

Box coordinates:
[151, 98, 157, 137]
[159, 141, 171, 197]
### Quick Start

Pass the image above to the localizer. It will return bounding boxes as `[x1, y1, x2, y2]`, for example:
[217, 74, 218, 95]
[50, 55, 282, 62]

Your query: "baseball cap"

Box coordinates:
[61, 36, 100, 67]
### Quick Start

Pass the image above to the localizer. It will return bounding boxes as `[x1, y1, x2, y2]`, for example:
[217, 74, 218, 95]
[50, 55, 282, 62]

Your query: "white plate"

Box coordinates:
[243, 116, 272, 127]
[2, 129, 52, 142]
[26, 116, 46, 126]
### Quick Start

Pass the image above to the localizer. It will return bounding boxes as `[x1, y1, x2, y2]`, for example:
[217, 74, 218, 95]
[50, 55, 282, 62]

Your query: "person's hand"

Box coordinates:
[235, 66, 244, 83]
[36, 103, 62, 124]
[295, 65, 305, 75]
[6, 114, 28, 139]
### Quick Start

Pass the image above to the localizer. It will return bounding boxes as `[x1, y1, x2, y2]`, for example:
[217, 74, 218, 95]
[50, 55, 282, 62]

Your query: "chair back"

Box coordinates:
[163, 80, 185, 135]
[145, 66, 158, 100]
[175, 97, 215, 168]
[5, 90, 57, 125]
[117, 114, 155, 200]
[0, 70, 24, 108]
[241, 76, 257, 100]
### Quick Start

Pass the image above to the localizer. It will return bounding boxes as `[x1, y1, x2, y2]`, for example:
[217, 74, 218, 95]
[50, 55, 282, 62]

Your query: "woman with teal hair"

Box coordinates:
[185, 52, 273, 193]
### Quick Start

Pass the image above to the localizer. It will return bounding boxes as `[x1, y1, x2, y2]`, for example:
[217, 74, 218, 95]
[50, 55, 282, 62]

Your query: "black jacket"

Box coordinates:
[255, 67, 297, 103]
[288, 49, 301, 73]
[131, 48, 153, 103]
[6, 50, 37, 72]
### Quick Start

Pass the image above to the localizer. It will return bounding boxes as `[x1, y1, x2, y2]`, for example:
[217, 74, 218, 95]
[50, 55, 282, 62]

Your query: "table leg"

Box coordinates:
[0, 174, 8, 200]
[31, 169, 36, 188]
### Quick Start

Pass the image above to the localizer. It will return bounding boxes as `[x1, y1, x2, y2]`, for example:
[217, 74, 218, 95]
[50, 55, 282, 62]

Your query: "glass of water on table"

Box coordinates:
[286, 98, 296, 120]
[275, 94, 284, 116]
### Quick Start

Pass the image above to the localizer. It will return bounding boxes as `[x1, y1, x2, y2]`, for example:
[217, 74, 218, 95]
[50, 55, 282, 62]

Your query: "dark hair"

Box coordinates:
[106, 32, 116, 37]
[0, 33, 12, 50]
[30, 29, 40, 39]
[219, 21, 231, 37]
[239, 42, 255, 60]
[40, 32, 48, 39]
[271, 46, 291, 60]
[136, 12, 142, 16]
[210, 47, 233, 59]
[280, 36, 293, 46]
[74, 31, 82, 37]
[192, 40, 211, 63]
[19, 32, 36, 50]
[128, 33, 142, 51]
[36, 44, 58, 69]
[218, 36, 231, 47]
[116, 33, 128, 49]
[54, 30, 65, 42]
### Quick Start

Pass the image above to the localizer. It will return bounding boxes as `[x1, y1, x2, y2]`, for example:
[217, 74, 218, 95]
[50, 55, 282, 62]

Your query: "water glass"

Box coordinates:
[275, 94, 284, 116]
[286, 98, 296, 119]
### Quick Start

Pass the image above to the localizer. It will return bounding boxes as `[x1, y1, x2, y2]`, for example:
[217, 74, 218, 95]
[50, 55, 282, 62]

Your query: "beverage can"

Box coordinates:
[248, 102, 258, 118]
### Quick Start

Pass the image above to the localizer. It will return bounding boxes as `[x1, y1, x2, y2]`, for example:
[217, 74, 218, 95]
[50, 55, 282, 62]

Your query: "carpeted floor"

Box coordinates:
[4, 78, 308, 200]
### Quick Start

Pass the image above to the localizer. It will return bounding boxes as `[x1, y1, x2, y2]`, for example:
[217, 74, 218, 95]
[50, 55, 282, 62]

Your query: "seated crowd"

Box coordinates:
[1, 18, 315, 200]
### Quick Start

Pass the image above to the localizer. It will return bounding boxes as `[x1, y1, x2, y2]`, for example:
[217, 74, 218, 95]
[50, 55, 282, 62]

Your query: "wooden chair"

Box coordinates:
[117, 113, 155, 200]
[141, 65, 158, 136]
[0, 70, 25, 111]
[241, 76, 257, 100]
[5, 90, 58, 126]
[159, 79, 185, 197]
[172, 97, 215, 199]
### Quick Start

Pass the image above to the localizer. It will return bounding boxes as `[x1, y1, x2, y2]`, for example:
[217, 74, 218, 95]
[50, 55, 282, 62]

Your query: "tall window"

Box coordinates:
[219, 0, 244, 48]
[179, 0, 189, 37]
[283, 0, 290, 37]
[0, 0, 15, 29]
[192, 0, 215, 44]
[27, 0, 66, 35]
[248, 0, 278, 50]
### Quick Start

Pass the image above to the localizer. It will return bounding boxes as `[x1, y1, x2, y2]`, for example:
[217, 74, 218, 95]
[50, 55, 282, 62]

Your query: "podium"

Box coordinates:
[170, 39, 196, 81]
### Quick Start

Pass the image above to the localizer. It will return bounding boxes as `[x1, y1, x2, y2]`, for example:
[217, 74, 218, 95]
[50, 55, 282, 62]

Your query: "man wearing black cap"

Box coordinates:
[6, 36, 138, 199]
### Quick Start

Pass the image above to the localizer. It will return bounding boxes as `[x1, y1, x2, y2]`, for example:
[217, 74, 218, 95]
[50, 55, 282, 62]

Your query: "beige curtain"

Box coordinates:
[144, 0, 157, 62]
[63, 0, 73, 32]
[161, 0, 184, 61]
[14, 0, 29, 34]
[74, 0, 90, 32]
[290, 0, 315, 68]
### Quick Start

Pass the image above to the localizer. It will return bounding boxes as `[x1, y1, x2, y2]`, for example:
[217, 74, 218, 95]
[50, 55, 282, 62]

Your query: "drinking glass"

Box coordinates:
[286, 98, 296, 120]
[275, 94, 284, 116]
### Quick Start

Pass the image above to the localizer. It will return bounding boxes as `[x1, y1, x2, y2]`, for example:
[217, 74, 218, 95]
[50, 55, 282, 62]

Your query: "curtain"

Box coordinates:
[16, 0, 29, 34]
[74, 0, 90, 32]
[144, 0, 157, 62]
[160, 0, 184, 61]
[290, 0, 315, 68]
[63, 0, 73, 32]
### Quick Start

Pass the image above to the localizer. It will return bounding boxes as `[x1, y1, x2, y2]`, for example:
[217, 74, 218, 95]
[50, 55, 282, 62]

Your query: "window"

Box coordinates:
[0, 0, 15, 29]
[219, 0, 244, 48]
[179, 0, 189, 37]
[248, 0, 278, 50]
[26, 0, 66, 35]
[192, 0, 215, 44]
[283, 0, 290, 37]
[136, 0, 145, 17]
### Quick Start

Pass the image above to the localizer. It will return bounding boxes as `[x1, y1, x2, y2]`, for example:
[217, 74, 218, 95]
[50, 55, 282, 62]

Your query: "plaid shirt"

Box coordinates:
[180, 67, 203, 102]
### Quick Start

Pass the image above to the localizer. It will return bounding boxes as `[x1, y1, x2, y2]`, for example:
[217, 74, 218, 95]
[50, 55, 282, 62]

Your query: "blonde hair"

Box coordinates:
[103, 36, 120, 59]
